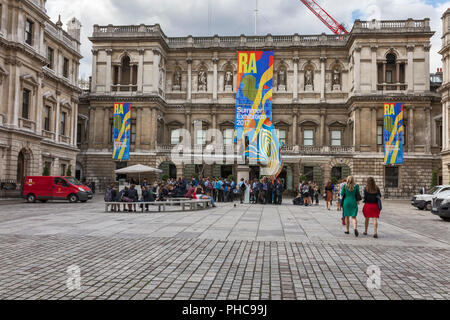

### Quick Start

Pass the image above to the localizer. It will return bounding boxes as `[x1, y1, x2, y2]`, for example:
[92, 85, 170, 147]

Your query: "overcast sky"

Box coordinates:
[46, 0, 449, 79]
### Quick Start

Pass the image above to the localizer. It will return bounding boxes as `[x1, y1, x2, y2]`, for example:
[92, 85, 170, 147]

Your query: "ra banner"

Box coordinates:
[234, 51, 282, 177]
[112, 102, 131, 161]
[383, 103, 404, 165]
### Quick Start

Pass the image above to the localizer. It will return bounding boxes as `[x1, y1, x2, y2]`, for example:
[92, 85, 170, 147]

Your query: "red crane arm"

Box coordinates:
[300, 0, 349, 35]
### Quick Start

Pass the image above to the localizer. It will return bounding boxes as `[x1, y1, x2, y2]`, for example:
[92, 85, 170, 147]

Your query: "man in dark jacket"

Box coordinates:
[275, 179, 284, 205]
[266, 180, 273, 204]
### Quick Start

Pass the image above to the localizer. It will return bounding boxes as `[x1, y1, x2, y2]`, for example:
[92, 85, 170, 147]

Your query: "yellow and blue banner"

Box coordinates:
[113, 102, 131, 161]
[234, 51, 282, 177]
[384, 103, 404, 165]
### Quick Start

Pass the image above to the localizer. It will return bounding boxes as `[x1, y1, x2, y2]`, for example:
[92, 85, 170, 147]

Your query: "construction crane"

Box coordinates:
[300, 0, 349, 35]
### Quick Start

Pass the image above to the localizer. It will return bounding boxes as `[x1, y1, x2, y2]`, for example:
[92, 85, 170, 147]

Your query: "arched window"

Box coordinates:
[113, 55, 137, 92]
[378, 52, 405, 89]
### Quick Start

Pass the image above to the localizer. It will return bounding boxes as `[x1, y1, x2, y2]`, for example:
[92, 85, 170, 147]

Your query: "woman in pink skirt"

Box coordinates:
[362, 177, 382, 238]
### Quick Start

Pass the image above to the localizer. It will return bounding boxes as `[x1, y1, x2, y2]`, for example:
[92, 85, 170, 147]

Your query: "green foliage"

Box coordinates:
[227, 175, 235, 181]
[192, 173, 199, 180]
[430, 169, 438, 189]
[42, 163, 50, 176]
[331, 177, 339, 185]
[66, 165, 72, 177]
[161, 174, 170, 181]
[299, 175, 307, 183]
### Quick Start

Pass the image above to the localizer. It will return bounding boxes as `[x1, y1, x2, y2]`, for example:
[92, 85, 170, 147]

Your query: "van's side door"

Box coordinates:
[53, 177, 70, 200]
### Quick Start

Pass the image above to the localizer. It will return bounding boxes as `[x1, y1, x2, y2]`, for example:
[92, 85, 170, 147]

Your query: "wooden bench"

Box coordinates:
[104, 198, 211, 213]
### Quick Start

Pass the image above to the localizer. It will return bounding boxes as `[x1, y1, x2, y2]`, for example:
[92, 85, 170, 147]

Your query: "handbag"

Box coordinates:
[355, 185, 362, 202]
[377, 194, 382, 211]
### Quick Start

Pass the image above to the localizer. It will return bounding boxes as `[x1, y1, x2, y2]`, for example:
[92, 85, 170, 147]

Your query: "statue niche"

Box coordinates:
[304, 66, 314, 91]
[198, 68, 207, 92]
[277, 67, 287, 91]
[224, 68, 233, 92]
[173, 68, 182, 91]
[332, 66, 341, 91]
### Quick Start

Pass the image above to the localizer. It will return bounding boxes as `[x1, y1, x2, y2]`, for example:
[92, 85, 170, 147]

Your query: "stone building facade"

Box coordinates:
[78, 18, 442, 197]
[440, 9, 450, 185]
[0, 0, 82, 188]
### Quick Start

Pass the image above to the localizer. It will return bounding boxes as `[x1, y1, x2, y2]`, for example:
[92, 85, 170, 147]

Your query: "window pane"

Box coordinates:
[224, 129, 234, 145]
[171, 129, 180, 145]
[131, 121, 136, 144]
[304, 130, 313, 139]
[60, 112, 66, 135]
[196, 130, 206, 145]
[22, 89, 30, 119]
[385, 166, 399, 188]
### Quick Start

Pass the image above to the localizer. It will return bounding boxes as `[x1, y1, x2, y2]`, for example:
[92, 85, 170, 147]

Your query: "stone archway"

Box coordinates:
[329, 158, 352, 184]
[17, 148, 32, 183]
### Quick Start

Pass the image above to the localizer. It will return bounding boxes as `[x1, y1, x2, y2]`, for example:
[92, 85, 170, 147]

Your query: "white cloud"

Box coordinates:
[46, 0, 449, 78]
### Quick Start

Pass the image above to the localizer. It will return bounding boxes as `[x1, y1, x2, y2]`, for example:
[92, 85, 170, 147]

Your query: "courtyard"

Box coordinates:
[0, 197, 448, 300]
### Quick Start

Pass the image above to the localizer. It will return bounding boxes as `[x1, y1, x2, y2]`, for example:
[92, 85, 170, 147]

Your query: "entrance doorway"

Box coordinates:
[221, 165, 233, 179]
[16, 149, 31, 183]
[250, 166, 260, 181]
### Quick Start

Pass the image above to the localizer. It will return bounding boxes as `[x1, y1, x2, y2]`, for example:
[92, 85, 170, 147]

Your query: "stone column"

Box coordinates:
[212, 57, 218, 101]
[55, 95, 61, 140]
[73, 102, 78, 147]
[407, 45, 414, 92]
[129, 64, 134, 89]
[382, 62, 386, 84]
[371, 107, 377, 152]
[35, 73, 44, 134]
[396, 61, 400, 85]
[105, 49, 112, 93]
[186, 57, 192, 101]
[152, 49, 161, 94]
[12, 63, 21, 127]
[293, 56, 299, 101]
[320, 111, 325, 147]
[320, 56, 326, 101]
[151, 108, 158, 149]
[425, 106, 431, 153]
[408, 106, 414, 152]
[293, 111, 298, 145]
[354, 107, 361, 151]
[354, 46, 361, 93]
[137, 49, 144, 93]
[136, 107, 142, 149]
[91, 49, 98, 93]
[88, 107, 96, 146]
[103, 107, 110, 147]
[371, 46, 378, 92]
[424, 45, 431, 91]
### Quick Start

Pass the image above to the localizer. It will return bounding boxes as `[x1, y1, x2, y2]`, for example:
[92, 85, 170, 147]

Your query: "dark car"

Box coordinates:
[431, 190, 450, 221]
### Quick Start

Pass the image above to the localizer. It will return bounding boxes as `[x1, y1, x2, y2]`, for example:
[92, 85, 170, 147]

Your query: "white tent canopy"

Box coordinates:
[115, 164, 163, 174]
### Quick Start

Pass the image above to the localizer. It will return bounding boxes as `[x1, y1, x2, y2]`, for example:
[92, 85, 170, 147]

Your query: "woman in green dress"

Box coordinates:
[341, 175, 361, 237]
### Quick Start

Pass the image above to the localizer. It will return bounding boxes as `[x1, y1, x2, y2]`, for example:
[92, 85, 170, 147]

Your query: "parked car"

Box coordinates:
[411, 185, 450, 211]
[22, 176, 93, 203]
[431, 190, 450, 221]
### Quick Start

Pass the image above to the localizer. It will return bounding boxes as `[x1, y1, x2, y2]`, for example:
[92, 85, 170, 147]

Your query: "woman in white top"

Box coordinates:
[244, 180, 251, 204]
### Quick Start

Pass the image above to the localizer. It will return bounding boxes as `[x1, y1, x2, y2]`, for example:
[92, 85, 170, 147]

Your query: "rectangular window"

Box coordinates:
[275, 129, 287, 145]
[60, 112, 66, 136]
[377, 125, 383, 145]
[386, 70, 392, 83]
[171, 129, 181, 145]
[63, 58, 69, 78]
[331, 130, 342, 146]
[60, 164, 66, 176]
[223, 129, 234, 145]
[304, 166, 314, 182]
[47, 47, 54, 69]
[439, 124, 443, 149]
[303, 129, 314, 146]
[196, 129, 206, 145]
[22, 89, 30, 119]
[44, 106, 51, 131]
[385, 166, 399, 188]
[77, 123, 82, 144]
[130, 120, 136, 145]
[25, 19, 33, 45]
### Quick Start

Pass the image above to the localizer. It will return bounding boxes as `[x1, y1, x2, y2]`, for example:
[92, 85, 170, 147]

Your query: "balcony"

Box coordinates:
[377, 83, 408, 91]
[59, 135, 71, 144]
[42, 130, 56, 140]
[19, 118, 36, 131]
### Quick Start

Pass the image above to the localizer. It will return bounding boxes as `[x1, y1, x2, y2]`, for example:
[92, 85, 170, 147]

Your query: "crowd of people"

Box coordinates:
[104, 176, 286, 212]
[104, 174, 383, 238]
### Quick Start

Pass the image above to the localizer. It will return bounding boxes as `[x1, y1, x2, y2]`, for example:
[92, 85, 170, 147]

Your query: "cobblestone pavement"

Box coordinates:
[0, 197, 448, 300]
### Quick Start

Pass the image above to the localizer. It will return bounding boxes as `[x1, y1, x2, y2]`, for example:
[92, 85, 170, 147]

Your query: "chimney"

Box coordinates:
[66, 17, 82, 42]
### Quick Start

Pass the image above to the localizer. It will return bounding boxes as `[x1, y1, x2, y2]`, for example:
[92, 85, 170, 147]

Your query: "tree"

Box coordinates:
[299, 175, 307, 183]
[66, 165, 72, 177]
[430, 169, 438, 189]
[161, 174, 170, 181]
[42, 162, 50, 176]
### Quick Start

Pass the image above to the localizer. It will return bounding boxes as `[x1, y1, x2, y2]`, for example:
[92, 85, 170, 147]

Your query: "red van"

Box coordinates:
[23, 176, 93, 203]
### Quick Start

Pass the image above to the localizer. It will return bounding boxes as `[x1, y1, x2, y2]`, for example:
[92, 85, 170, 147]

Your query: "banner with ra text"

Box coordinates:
[234, 51, 282, 177]
[113, 102, 131, 161]
[384, 102, 404, 165]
